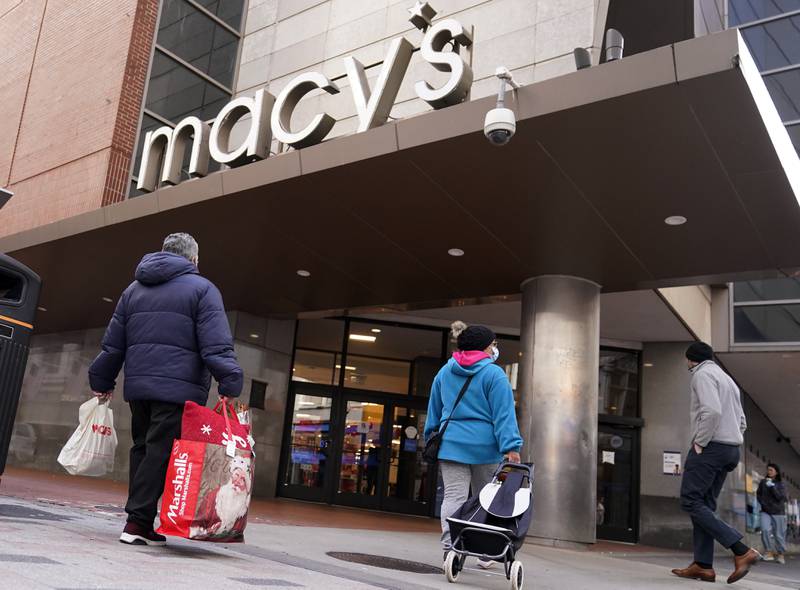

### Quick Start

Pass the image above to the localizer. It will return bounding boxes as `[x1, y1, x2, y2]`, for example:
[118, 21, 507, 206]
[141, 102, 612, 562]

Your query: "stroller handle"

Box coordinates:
[494, 461, 533, 478]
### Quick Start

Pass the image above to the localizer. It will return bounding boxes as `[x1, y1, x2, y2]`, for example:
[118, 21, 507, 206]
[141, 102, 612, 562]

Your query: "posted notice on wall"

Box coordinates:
[663, 451, 682, 476]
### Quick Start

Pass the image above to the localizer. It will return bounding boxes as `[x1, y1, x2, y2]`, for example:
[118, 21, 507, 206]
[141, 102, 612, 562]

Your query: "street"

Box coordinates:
[0, 469, 797, 590]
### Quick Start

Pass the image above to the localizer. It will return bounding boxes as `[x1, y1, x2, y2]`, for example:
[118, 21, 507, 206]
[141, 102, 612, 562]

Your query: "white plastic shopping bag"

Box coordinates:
[57, 397, 117, 476]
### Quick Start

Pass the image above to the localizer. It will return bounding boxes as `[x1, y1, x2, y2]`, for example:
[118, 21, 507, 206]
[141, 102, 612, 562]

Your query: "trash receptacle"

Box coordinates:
[0, 253, 41, 478]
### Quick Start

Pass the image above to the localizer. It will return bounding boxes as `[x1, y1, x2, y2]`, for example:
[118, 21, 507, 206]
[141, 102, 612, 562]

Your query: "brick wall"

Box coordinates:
[102, 0, 159, 206]
[0, 0, 158, 237]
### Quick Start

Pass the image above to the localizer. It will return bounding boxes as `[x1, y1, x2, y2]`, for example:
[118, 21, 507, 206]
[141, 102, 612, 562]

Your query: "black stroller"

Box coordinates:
[444, 463, 533, 589]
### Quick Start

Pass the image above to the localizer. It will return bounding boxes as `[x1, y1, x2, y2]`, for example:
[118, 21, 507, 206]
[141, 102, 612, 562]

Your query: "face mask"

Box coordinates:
[490, 345, 500, 362]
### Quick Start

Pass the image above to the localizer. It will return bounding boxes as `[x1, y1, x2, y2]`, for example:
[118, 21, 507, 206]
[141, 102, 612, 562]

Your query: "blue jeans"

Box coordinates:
[761, 513, 787, 554]
[680, 442, 743, 565]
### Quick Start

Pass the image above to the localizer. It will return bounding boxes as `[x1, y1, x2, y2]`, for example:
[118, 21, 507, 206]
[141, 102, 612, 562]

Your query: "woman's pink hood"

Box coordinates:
[452, 350, 490, 366]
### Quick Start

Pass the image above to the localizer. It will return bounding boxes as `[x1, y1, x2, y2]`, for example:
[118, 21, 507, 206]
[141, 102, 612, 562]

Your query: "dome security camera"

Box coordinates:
[484, 67, 519, 147]
[484, 107, 516, 146]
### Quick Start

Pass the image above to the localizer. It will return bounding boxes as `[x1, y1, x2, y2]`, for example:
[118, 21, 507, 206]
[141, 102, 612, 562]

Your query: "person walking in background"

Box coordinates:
[758, 463, 788, 564]
[425, 321, 522, 567]
[89, 233, 243, 546]
[672, 342, 760, 584]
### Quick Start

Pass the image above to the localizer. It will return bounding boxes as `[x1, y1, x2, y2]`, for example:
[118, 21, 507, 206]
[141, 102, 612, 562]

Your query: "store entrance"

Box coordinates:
[279, 382, 434, 516]
[596, 423, 640, 543]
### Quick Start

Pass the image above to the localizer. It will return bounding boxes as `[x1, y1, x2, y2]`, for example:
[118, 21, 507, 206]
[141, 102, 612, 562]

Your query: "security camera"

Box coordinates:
[484, 107, 516, 146]
[484, 67, 519, 147]
[0, 188, 12, 210]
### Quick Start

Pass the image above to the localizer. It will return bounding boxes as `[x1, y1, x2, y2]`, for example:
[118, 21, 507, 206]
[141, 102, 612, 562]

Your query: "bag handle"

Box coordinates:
[218, 399, 235, 440]
[438, 375, 474, 437]
[214, 399, 241, 425]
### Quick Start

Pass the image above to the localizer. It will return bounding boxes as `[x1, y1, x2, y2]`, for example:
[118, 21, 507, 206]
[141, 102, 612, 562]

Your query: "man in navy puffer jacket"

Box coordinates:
[89, 232, 243, 546]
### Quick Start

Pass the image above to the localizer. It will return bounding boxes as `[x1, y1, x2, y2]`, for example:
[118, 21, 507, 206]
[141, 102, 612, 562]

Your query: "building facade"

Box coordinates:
[2, 0, 800, 550]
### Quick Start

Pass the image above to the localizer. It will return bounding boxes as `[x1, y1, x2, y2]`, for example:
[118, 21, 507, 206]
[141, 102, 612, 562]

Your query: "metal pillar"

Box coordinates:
[518, 275, 601, 545]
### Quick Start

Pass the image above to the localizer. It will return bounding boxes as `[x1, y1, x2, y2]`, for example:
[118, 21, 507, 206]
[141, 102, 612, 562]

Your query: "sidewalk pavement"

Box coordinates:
[1, 468, 798, 590]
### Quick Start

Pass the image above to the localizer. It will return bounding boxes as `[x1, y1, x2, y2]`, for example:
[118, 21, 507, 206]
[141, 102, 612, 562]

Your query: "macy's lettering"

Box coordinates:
[91, 424, 113, 436]
[166, 451, 191, 525]
[137, 2, 472, 193]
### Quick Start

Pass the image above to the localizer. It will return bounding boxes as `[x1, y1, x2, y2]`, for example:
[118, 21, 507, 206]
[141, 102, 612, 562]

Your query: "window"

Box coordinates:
[763, 68, 800, 122]
[740, 14, 800, 71]
[158, 0, 240, 88]
[734, 278, 800, 301]
[598, 350, 639, 417]
[734, 304, 800, 342]
[129, 0, 243, 197]
[194, 0, 245, 30]
[788, 123, 800, 152]
[729, 0, 800, 26]
[345, 322, 442, 395]
[145, 51, 231, 121]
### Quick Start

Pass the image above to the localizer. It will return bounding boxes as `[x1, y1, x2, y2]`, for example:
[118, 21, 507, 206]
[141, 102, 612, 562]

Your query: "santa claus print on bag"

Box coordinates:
[190, 455, 251, 539]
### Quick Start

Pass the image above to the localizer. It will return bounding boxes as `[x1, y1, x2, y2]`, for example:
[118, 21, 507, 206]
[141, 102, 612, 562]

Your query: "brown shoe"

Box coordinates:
[727, 548, 761, 584]
[671, 563, 716, 582]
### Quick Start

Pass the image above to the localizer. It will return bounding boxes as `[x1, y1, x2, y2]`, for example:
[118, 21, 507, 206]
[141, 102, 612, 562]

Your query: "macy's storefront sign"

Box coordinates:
[137, 2, 474, 193]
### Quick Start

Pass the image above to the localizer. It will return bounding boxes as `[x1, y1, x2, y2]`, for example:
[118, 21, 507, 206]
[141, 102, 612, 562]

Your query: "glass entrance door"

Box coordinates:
[279, 386, 435, 514]
[382, 401, 431, 516]
[596, 424, 640, 543]
[335, 398, 386, 509]
[281, 385, 335, 502]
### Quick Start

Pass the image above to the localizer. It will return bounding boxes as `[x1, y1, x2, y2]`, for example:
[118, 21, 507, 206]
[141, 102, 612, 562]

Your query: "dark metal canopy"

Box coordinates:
[2, 30, 799, 334]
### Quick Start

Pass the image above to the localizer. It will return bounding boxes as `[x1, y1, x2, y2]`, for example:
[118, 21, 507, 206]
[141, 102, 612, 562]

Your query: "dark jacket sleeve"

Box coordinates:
[756, 480, 766, 508]
[88, 290, 129, 393]
[196, 283, 243, 397]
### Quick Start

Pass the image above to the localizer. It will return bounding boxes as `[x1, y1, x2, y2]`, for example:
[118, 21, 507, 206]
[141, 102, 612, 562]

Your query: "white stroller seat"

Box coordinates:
[479, 470, 531, 518]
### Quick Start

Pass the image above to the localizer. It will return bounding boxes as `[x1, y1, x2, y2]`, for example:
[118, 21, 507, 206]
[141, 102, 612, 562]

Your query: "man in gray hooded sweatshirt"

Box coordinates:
[672, 342, 760, 584]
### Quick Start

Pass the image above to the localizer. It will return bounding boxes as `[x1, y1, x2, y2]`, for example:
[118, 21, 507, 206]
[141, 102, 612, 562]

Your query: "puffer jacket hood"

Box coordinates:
[447, 355, 493, 377]
[135, 251, 197, 286]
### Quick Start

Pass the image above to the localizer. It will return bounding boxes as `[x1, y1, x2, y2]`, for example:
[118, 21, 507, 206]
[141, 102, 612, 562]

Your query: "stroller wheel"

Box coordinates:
[510, 560, 524, 590]
[444, 551, 460, 583]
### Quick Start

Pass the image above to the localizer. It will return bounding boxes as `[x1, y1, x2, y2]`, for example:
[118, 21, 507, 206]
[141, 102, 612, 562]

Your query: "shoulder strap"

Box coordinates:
[439, 375, 474, 435]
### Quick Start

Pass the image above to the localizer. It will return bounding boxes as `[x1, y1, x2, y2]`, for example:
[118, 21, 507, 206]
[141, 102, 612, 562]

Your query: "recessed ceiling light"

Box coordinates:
[664, 215, 687, 226]
[101, 297, 113, 303]
[448, 248, 465, 257]
[250, 333, 260, 339]
[349, 334, 376, 342]
[297, 269, 311, 277]
[371, 328, 382, 333]
[643, 362, 654, 367]
[37, 306, 47, 312]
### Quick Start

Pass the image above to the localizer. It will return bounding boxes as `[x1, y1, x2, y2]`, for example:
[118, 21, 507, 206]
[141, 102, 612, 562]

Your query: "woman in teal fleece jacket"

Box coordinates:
[425, 322, 523, 554]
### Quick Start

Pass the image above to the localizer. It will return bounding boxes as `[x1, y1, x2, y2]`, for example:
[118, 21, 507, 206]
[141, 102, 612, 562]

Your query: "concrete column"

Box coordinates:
[518, 275, 601, 545]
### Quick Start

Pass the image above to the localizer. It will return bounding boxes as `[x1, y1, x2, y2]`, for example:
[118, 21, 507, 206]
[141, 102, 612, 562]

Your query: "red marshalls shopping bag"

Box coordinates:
[157, 403, 254, 543]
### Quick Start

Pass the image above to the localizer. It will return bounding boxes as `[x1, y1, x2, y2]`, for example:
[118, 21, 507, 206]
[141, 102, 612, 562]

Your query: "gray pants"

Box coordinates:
[440, 461, 497, 549]
[761, 513, 787, 554]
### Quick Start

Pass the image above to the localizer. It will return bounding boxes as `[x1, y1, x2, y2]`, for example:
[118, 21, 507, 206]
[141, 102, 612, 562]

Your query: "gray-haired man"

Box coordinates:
[90, 233, 243, 545]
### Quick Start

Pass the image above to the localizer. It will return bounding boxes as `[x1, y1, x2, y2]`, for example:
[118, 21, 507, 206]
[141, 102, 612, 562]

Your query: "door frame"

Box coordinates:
[596, 421, 641, 543]
[278, 381, 437, 515]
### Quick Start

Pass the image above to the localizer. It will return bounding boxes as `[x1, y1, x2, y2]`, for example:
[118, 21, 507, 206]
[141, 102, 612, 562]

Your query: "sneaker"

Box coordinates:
[763, 552, 775, 562]
[477, 559, 495, 569]
[776, 554, 786, 565]
[119, 521, 166, 546]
